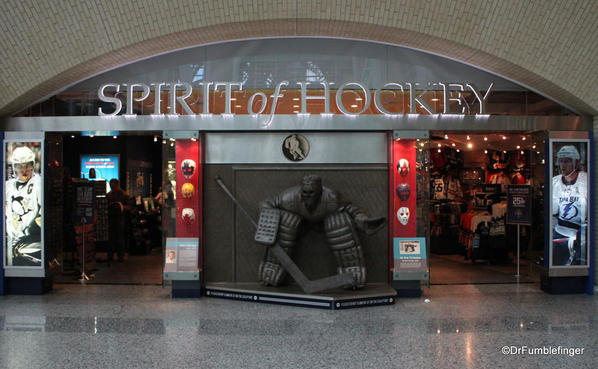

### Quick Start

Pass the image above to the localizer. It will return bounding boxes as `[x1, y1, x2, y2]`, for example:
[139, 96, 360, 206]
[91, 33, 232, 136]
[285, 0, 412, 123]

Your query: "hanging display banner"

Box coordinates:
[164, 237, 199, 273]
[549, 139, 590, 269]
[506, 185, 532, 225]
[393, 237, 427, 278]
[3, 140, 44, 274]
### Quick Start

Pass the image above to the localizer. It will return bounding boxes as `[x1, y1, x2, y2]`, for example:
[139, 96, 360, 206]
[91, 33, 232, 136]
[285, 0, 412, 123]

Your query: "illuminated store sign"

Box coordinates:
[98, 81, 493, 117]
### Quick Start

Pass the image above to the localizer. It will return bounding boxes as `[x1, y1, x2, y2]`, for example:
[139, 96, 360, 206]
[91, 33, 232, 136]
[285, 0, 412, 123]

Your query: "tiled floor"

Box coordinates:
[54, 252, 163, 285]
[0, 283, 595, 368]
[429, 254, 539, 284]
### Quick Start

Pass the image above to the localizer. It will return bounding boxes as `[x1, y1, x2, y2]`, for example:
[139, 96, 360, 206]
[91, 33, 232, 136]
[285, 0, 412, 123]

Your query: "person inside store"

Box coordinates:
[551, 145, 587, 266]
[107, 178, 132, 263]
[155, 182, 175, 236]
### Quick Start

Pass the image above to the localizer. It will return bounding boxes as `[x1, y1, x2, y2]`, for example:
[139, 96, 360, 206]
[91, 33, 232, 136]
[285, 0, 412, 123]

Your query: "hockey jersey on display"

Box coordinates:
[552, 172, 587, 238]
[431, 175, 446, 200]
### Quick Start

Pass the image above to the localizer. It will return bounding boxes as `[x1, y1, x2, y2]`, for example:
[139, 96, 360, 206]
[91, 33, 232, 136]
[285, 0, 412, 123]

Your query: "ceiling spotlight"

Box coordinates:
[522, 137, 526, 141]
[113, 136, 117, 139]
[537, 151, 540, 154]
[444, 134, 449, 139]
[466, 135, 471, 140]
[456, 149, 460, 152]
[532, 145, 536, 149]
[502, 136, 507, 140]
[437, 149, 441, 153]
[90, 135, 94, 138]
[153, 136, 158, 142]
[419, 142, 424, 147]
[437, 143, 442, 147]
[452, 143, 456, 147]
[516, 145, 520, 149]
[521, 151, 524, 155]
[484, 137, 488, 141]
[484, 150, 488, 154]
[467, 143, 473, 149]
[503, 150, 507, 154]
[71, 135, 75, 138]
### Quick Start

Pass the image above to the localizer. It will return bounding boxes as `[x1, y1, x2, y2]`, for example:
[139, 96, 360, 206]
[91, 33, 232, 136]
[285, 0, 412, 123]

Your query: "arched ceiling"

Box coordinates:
[0, 0, 597, 117]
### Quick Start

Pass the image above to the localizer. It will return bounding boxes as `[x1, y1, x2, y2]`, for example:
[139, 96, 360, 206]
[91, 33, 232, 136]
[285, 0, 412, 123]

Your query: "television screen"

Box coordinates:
[80, 154, 120, 192]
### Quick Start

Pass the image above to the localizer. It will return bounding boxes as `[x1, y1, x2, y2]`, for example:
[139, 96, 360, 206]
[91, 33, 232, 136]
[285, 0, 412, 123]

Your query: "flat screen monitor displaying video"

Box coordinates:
[80, 154, 120, 192]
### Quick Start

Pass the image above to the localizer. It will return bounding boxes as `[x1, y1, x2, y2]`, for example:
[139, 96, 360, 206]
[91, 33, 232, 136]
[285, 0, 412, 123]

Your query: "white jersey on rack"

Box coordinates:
[432, 176, 446, 200]
[5, 174, 42, 242]
[552, 171, 587, 238]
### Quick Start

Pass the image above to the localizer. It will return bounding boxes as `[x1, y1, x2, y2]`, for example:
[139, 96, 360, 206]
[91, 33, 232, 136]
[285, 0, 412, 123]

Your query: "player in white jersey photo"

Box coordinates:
[5, 145, 42, 267]
[551, 145, 587, 266]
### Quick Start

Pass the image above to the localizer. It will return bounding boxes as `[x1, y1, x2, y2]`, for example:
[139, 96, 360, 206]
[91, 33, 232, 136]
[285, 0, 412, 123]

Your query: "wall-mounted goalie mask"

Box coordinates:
[181, 183, 195, 198]
[397, 207, 410, 225]
[396, 183, 411, 201]
[182, 208, 195, 224]
[181, 159, 196, 179]
[397, 159, 410, 177]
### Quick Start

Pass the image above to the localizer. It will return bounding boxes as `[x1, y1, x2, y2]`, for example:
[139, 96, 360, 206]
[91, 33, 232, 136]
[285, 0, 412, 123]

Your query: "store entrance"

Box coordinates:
[46, 132, 164, 285]
[428, 132, 545, 285]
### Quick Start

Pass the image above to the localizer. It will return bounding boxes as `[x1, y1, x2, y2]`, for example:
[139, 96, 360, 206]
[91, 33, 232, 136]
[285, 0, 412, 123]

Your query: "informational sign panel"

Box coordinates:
[549, 139, 590, 269]
[506, 185, 532, 225]
[3, 140, 44, 272]
[393, 237, 427, 279]
[164, 237, 199, 273]
[74, 182, 95, 224]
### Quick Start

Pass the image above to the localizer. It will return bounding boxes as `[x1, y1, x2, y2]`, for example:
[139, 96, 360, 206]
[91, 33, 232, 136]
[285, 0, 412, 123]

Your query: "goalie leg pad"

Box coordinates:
[258, 210, 302, 286]
[324, 212, 366, 288]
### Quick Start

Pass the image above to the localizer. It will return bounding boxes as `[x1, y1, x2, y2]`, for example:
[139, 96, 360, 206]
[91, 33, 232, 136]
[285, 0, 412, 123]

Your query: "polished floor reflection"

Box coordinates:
[0, 283, 596, 368]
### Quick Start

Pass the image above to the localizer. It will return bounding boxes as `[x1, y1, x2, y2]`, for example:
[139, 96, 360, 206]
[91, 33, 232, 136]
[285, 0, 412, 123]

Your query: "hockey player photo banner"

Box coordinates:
[3, 141, 44, 270]
[549, 140, 590, 268]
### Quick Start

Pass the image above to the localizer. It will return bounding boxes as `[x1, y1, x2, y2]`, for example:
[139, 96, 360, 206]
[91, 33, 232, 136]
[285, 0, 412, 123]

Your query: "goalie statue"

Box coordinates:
[256, 175, 385, 289]
[5, 146, 42, 266]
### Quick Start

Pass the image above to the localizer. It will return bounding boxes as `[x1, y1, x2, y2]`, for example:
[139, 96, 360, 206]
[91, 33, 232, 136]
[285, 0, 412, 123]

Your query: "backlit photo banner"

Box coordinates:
[550, 139, 589, 268]
[3, 141, 44, 269]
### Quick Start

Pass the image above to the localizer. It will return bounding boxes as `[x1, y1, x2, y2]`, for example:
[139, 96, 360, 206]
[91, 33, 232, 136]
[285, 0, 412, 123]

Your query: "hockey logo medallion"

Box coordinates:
[282, 134, 310, 161]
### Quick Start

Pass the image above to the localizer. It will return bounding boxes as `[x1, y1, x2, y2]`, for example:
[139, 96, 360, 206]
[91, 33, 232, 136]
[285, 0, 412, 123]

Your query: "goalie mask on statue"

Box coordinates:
[300, 175, 323, 211]
[12, 146, 35, 183]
